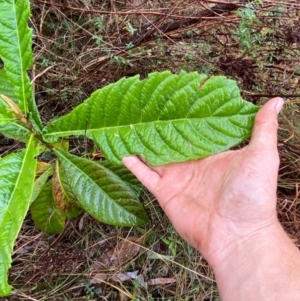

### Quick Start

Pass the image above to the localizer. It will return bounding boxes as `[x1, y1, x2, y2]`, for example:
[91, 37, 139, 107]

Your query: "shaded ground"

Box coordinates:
[1, 0, 300, 300]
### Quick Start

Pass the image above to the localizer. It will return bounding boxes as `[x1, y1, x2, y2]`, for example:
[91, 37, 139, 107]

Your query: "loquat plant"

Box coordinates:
[0, 0, 259, 296]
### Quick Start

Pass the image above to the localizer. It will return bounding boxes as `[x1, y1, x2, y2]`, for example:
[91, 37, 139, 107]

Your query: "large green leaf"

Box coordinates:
[31, 180, 65, 235]
[55, 150, 149, 226]
[44, 71, 259, 166]
[0, 134, 39, 296]
[0, 0, 42, 129]
[0, 69, 15, 124]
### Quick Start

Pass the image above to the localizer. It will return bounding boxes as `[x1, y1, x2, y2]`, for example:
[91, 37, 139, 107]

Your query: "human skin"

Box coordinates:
[123, 97, 300, 300]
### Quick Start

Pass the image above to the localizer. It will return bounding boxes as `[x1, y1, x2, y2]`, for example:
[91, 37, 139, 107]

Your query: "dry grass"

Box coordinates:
[1, 0, 300, 300]
[6, 196, 218, 300]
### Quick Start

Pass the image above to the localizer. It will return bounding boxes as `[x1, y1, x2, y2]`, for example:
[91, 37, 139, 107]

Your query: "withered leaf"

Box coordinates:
[148, 277, 177, 285]
[36, 161, 52, 177]
[92, 237, 142, 271]
[53, 160, 82, 218]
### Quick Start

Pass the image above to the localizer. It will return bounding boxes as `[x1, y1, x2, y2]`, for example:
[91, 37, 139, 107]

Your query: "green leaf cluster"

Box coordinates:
[0, 0, 259, 296]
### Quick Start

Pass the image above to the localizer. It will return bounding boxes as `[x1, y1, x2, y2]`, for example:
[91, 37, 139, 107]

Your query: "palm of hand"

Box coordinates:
[123, 98, 282, 267]
[147, 146, 278, 266]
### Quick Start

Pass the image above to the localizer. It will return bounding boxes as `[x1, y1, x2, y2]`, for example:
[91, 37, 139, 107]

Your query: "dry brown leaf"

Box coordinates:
[112, 273, 132, 282]
[113, 272, 147, 289]
[52, 169, 67, 211]
[148, 277, 177, 285]
[78, 213, 87, 231]
[90, 271, 140, 284]
[92, 237, 142, 271]
[90, 273, 108, 284]
[90, 272, 148, 292]
[53, 164, 71, 213]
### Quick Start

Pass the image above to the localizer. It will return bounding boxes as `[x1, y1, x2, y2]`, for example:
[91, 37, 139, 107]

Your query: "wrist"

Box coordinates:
[210, 220, 286, 271]
[211, 221, 300, 300]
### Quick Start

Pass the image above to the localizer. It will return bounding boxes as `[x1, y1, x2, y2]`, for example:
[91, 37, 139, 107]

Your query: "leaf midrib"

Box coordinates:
[3, 134, 35, 212]
[45, 112, 252, 138]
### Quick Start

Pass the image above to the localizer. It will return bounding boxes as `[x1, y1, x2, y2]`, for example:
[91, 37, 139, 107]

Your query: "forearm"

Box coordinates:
[212, 222, 300, 301]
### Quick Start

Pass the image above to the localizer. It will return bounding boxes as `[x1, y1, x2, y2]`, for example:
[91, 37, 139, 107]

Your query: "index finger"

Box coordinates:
[122, 156, 161, 194]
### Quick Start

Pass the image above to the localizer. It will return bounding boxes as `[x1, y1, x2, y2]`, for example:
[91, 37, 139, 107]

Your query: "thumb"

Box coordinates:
[248, 97, 283, 152]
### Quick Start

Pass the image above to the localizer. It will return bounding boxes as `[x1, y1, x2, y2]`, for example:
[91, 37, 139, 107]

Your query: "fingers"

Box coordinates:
[137, 156, 166, 176]
[248, 97, 283, 153]
[122, 156, 161, 193]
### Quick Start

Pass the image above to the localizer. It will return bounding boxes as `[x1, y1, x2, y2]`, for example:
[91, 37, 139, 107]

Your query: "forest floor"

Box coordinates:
[1, 0, 300, 300]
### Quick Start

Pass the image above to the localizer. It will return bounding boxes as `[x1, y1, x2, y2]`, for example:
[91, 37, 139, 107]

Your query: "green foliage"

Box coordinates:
[0, 0, 42, 130]
[31, 180, 66, 234]
[44, 72, 258, 166]
[0, 134, 39, 296]
[55, 150, 148, 226]
[126, 21, 137, 35]
[0, 0, 259, 296]
[98, 160, 142, 195]
[234, 1, 273, 60]
[236, 5, 261, 54]
[0, 70, 15, 124]
[0, 70, 32, 142]
[0, 122, 31, 143]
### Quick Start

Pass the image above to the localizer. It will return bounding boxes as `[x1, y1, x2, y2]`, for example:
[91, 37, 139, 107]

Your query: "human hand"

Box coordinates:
[123, 97, 284, 268]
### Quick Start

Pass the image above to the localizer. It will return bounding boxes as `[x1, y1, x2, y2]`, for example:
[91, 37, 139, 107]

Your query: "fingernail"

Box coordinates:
[275, 98, 284, 114]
